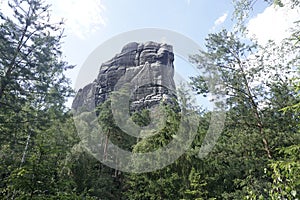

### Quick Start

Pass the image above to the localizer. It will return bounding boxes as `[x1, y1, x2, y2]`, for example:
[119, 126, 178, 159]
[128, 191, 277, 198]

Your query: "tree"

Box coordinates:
[231, 1, 300, 198]
[125, 104, 182, 200]
[189, 28, 299, 198]
[0, 0, 76, 198]
[233, 0, 299, 30]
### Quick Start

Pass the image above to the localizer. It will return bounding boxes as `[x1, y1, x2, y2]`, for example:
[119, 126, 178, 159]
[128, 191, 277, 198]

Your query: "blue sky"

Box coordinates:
[52, 1, 259, 85]
[58, 0, 238, 74]
[1, 0, 299, 107]
[57, 0, 242, 108]
[44, 0, 297, 107]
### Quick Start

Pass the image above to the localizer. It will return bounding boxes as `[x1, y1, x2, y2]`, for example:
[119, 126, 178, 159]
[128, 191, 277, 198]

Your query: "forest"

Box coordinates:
[0, 0, 299, 199]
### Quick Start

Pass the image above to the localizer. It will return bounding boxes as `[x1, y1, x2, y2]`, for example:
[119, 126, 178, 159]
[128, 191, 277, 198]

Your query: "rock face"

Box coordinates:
[72, 41, 177, 113]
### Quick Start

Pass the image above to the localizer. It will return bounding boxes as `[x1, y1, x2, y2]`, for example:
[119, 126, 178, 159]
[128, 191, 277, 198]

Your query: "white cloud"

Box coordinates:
[247, 0, 300, 45]
[0, 0, 19, 22]
[0, 0, 106, 39]
[214, 12, 228, 26]
[210, 12, 228, 31]
[50, 0, 106, 39]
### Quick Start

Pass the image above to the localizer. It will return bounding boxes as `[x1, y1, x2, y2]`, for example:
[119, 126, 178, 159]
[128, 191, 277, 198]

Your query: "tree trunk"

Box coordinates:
[103, 130, 110, 160]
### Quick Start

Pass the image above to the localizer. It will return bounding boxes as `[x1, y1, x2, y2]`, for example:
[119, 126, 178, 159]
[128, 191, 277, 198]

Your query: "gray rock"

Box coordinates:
[72, 41, 177, 113]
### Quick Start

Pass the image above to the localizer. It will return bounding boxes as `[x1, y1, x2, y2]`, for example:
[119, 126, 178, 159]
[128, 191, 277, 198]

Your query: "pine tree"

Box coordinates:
[0, 0, 75, 198]
[189, 28, 299, 198]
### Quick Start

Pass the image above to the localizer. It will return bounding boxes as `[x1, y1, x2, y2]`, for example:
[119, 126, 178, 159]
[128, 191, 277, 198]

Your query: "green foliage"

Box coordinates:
[97, 99, 136, 151]
[131, 109, 151, 127]
[182, 167, 207, 200]
[68, 150, 123, 199]
[132, 104, 180, 153]
[268, 145, 300, 199]
[125, 168, 182, 200]
[188, 22, 299, 198]
[0, 0, 78, 199]
[0, 0, 299, 199]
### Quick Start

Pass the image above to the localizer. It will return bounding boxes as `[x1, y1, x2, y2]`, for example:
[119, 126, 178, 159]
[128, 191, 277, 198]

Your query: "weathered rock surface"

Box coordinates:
[72, 41, 177, 113]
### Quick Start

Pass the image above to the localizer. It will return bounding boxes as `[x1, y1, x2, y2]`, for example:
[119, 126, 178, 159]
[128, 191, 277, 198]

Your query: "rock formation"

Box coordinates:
[72, 41, 177, 113]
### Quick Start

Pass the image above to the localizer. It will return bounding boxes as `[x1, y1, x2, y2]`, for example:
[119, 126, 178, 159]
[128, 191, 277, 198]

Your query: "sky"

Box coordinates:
[50, 0, 242, 92]
[45, 0, 298, 79]
[1, 0, 299, 108]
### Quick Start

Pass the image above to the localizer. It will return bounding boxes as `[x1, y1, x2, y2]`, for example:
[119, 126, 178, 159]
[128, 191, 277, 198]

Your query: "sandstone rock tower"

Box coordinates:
[72, 41, 177, 112]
